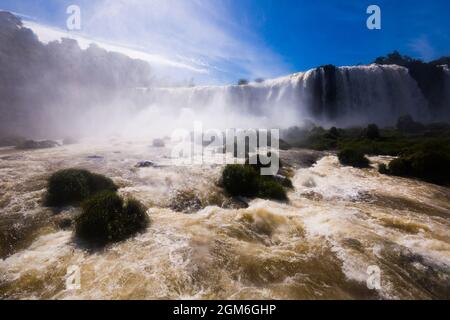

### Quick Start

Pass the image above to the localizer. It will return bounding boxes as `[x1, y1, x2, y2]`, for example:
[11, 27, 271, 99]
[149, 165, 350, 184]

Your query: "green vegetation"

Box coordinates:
[283, 119, 450, 157]
[366, 124, 380, 140]
[338, 148, 370, 168]
[221, 164, 288, 201]
[380, 145, 450, 186]
[282, 116, 450, 185]
[75, 191, 149, 245]
[222, 164, 260, 197]
[45, 169, 118, 207]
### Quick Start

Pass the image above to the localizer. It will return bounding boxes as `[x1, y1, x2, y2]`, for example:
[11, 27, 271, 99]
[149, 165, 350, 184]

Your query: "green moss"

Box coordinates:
[45, 169, 117, 207]
[338, 149, 370, 168]
[75, 192, 148, 245]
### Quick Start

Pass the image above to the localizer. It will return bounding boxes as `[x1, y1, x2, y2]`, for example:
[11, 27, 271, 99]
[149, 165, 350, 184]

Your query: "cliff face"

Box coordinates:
[0, 11, 153, 138]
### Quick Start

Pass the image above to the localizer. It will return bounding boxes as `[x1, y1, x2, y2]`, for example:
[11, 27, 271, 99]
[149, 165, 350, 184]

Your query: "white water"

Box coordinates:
[0, 142, 449, 299]
[131, 64, 429, 135]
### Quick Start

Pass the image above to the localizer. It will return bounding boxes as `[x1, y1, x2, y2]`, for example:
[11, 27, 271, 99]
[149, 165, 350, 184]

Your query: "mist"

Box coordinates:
[1, 11, 450, 143]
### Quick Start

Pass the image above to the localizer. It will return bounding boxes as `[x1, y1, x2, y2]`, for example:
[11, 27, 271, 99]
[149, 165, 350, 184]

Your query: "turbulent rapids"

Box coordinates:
[1, 141, 449, 299]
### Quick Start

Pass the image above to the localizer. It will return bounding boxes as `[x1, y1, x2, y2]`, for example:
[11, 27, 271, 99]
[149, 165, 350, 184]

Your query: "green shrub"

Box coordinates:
[45, 169, 117, 207]
[388, 158, 412, 177]
[366, 124, 380, 140]
[388, 149, 450, 185]
[257, 178, 287, 200]
[222, 164, 259, 197]
[75, 192, 148, 245]
[338, 149, 370, 168]
[221, 164, 288, 200]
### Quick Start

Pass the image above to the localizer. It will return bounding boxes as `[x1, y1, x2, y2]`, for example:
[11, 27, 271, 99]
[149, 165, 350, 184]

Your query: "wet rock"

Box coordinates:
[152, 139, 165, 148]
[169, 190, 203, 213]
[342, 238, 364, 252]
[0, 135, 26, 147]
[279, 139, 292, 150]
[215, 197, 249, 209]
[16, 140, 59, 150]
[135, 161, 156, 168]
[87, 155, 104, 160]
[54, 215, 75, 230]
[280, 149, 326, 169]
[63, 137, 78, 145]
[301, 191, 324, 201]
[0, 155, 23, 161]
[273, 174, 294, 188]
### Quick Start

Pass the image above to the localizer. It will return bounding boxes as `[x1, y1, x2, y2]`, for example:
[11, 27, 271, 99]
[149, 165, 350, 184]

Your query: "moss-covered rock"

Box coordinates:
[75, 192, 148, 245]
[338, 149, 370, 168]
[45, 169, 118, 207]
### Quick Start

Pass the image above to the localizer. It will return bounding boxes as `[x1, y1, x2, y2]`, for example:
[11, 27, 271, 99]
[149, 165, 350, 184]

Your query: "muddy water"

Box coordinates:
[0, 142, 449, 299]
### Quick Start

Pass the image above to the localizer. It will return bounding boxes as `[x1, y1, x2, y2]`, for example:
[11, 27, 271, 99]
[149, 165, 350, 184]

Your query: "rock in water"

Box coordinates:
[152, 139, 165, 147]
[135, 161, 156, 168]
[17, 140, 59, 150]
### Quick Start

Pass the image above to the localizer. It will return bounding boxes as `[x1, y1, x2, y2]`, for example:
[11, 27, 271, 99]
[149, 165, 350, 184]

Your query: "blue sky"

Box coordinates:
[1, 0, 449, 84]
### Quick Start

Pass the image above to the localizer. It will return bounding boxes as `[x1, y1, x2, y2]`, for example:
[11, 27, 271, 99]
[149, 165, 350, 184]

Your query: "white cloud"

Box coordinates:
[78, 0, 289, 84]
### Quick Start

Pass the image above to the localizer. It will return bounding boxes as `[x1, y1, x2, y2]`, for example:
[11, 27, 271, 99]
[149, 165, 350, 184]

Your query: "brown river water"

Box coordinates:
[0, 140, 449, 299]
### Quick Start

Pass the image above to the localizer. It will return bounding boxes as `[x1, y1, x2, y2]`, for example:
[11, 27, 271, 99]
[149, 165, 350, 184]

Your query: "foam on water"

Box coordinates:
[0, 142, 449, 299]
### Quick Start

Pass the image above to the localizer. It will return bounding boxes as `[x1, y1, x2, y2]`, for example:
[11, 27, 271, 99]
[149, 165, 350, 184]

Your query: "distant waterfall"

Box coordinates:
[141, 64, 436, 128]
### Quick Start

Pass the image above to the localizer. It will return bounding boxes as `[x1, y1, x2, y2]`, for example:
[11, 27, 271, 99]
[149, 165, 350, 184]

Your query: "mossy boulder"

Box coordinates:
[221, 164, 288, 201]
[338, 149, 370, 168]
[45, 169, 118, 207]
[75, 192, 148, 245]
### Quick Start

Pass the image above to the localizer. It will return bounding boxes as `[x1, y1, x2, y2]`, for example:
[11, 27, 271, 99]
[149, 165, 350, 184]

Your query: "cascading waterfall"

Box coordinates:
[139, 64, 435, 129]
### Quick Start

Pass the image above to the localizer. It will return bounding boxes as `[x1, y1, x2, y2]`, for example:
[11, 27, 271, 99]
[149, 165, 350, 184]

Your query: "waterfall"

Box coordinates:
[140, 64, 436, 128]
